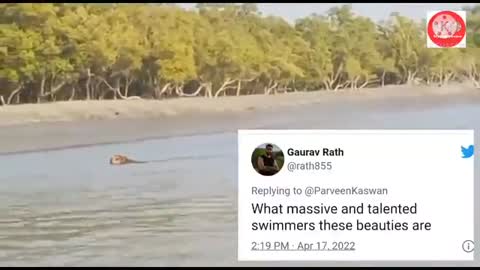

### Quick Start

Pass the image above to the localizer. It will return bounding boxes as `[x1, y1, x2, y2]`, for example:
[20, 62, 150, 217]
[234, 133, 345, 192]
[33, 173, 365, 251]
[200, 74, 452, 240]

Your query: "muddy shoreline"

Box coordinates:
[1, 85, 480, 155]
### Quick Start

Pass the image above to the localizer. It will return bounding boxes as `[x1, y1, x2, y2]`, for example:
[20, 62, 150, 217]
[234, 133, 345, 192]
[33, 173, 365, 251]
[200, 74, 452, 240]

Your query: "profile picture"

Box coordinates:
[251, 143, 284, 176]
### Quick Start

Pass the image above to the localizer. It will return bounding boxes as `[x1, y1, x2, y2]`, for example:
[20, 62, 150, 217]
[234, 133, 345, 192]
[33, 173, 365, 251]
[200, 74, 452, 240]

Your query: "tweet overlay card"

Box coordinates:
[238, 130, 474, 261]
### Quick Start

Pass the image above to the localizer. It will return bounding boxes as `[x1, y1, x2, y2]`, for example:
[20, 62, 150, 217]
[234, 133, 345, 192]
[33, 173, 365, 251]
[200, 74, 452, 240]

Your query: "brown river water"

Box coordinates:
[0, 99, 479, 266]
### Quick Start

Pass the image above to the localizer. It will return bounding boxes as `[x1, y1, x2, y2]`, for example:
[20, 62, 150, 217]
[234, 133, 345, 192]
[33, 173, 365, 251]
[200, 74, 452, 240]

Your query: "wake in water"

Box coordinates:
[110, 155, 147, 165]
[109, 154, 227, 165]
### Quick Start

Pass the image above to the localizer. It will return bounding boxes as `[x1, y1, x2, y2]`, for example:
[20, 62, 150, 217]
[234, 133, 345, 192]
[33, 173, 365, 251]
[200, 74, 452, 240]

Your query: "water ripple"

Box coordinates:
[0, 193, 235, 265]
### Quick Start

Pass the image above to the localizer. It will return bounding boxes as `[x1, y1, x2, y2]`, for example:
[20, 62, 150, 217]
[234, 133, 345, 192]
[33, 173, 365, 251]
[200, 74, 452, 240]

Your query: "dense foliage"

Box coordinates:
[1, 3, 480, 105]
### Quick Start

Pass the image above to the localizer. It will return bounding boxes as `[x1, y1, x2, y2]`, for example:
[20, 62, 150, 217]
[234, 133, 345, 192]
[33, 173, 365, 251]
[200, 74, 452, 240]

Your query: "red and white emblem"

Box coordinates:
[427, 10, 466, 48]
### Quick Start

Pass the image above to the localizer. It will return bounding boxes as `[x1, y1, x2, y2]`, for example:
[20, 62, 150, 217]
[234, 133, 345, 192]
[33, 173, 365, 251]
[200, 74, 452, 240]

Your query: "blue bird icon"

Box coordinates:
[461, 145, 474, 158]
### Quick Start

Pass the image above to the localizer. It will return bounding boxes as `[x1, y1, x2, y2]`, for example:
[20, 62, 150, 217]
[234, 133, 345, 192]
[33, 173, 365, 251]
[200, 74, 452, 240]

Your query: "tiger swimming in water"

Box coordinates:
[109, 155, 147, 165]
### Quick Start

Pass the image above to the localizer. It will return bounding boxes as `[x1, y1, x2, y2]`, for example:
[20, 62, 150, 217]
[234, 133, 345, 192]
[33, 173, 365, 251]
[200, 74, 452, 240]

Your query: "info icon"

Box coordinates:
[426, 10, 466, 48]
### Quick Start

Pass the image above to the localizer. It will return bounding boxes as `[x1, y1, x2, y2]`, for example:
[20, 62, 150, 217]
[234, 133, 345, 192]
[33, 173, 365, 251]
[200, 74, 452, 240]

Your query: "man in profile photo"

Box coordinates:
[257, 144, 280, 176]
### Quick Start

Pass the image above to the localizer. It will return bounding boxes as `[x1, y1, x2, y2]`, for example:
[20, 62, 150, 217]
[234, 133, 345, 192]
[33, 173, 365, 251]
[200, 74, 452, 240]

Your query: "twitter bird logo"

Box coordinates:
[461, 145, 474, 158]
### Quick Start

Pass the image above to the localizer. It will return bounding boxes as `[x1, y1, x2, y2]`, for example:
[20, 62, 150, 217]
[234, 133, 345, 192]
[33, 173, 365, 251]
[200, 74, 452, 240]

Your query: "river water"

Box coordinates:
[0, 101, 479, 266]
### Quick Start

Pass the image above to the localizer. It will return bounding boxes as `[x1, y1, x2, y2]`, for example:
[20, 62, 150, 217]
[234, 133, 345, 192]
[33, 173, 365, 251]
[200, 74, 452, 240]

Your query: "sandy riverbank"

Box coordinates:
[1, 84, 480, 155]
[1, 84, 479, 127]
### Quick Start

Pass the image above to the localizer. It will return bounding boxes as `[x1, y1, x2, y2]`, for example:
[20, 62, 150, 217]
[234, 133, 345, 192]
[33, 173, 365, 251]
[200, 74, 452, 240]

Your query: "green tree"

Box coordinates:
[2, 3, 480, 105]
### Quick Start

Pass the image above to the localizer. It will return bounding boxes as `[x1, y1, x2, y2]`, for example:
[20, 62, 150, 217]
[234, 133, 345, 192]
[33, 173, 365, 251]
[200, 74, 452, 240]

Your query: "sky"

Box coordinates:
[177, 3, 477, 23]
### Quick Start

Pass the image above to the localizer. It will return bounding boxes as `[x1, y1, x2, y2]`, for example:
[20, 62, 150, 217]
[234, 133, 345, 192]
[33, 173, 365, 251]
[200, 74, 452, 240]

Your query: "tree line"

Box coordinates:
[1, 3, 480, 105]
